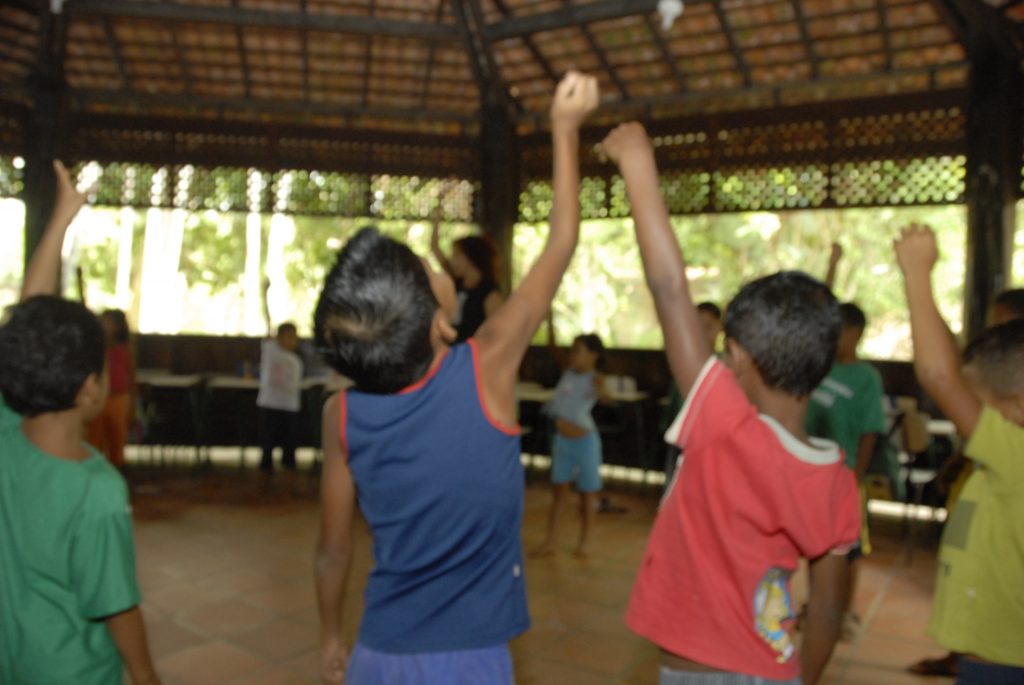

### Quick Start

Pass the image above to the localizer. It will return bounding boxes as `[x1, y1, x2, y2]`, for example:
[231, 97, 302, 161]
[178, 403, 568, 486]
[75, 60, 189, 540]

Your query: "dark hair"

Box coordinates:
[696, 301, 722, 320]
[723, 271, 840, 398]
[314, 227, 438, 394]
[839, 302, 867, 331]
[277, 322, 297, 337]
[574, 332, 606, 369]
[454, 235, 499, 285]
[962, 318, 1024, 396]
[0, 296, 106, 417]
[994, 289, 1024, 320]
[101, 309, 130, 344]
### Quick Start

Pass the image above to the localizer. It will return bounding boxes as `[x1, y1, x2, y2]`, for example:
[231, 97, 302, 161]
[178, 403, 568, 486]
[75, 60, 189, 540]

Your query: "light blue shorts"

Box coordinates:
[346, 642, 513, 685]
[551, 431, 602, 492]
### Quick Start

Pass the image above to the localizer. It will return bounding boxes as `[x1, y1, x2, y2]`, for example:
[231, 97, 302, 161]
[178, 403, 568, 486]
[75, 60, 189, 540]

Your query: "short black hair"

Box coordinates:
[314, 227, 438, 394]
[101, 309, 131, 344]
[839, 302, 867, 331]
[574, 332, 606, 369]
[994, 289, 1024, 320]
[454, 235, 499, 285]
[697, 301, 722, 320]
[277, 322, 297, 337]
[962, 318, 1024, 396]
[723, 271, 841, 398]
[0, 296, 106, 417]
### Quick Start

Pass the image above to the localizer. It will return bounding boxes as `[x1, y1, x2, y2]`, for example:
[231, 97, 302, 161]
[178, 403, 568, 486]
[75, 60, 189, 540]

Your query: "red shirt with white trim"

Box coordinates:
[627, 359, 860, 680]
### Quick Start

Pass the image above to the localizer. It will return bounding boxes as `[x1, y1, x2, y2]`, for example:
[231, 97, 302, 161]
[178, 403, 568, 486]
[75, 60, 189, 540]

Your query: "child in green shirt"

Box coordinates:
[0, 162, 160, 685]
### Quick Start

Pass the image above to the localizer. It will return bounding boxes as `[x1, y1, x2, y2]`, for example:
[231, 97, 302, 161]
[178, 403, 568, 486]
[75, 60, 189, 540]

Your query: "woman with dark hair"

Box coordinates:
[431, 225, 504, 342]
[86, 309, 136, 469]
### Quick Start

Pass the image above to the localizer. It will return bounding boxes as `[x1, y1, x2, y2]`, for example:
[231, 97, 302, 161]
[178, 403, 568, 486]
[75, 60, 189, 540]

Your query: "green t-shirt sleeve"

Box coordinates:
[965, 406, 1024, 487]
[857, 365, 886, 436]
[69, 470, 141, 620]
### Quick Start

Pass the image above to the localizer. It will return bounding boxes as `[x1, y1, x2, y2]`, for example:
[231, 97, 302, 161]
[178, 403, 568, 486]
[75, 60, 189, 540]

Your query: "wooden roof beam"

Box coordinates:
[712, 2, 752, 87]
[789, 0, 820, 78]
[484, 0, 662, 41]
[490, 0, 558, 85]
[67, 88, 477, 125]
[100, 16, 130, 90]
[70, 0, 460, 42]
[643, 14, 687, 93]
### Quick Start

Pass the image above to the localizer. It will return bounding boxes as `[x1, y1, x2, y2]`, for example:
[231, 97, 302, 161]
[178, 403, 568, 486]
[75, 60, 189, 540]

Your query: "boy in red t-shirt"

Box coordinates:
[602, 123, 860, 684]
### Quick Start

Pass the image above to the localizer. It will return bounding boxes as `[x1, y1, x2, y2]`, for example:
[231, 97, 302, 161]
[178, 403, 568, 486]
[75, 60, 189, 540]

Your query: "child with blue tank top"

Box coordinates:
[311, 72, 599, 685]
[533, 332, 608, 558]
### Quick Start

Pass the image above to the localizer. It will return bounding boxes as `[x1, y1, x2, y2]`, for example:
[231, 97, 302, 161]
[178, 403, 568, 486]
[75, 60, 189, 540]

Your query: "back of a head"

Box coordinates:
[314, 227, 438, 394]
[993, 288, 1024, 323]
[454, 235, 499, 285]
[962, 318, 1024, 397]
[724, 271, 841, 398]
[838, 302, 867, 331]
[101, 308, 131, 344]
[696, 301, 722, 321]
[0, 296, 106, 417]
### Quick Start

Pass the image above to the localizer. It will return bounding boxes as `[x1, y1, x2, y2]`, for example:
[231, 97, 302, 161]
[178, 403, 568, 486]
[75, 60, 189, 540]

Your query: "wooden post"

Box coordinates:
[22, 7, 69, 273]
[479, 103, 520, 294]
[963, 31, 1022, 340]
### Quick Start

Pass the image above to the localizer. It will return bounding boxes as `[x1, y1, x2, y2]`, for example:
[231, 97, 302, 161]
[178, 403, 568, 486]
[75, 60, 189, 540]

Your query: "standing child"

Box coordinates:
[312, 72, 598, 684]
[257, 320, 303, 471]
[86, 309, 136, 470]
[0, 162, 160, 685]
[603, 123, 860, 685]
[895, 225, 1024, 684]
[534, 332, 608, 558]
[804, 300, 886, 639]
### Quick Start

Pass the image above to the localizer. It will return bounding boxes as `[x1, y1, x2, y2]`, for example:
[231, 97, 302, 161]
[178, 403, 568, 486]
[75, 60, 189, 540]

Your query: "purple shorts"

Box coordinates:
[345, 642, 514, 685]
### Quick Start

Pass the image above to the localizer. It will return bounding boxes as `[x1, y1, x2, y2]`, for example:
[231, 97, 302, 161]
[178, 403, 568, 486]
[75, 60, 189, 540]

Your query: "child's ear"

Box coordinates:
[432, 309, 457, 345]
[725, 338, 751, 374]
[76, 372, 108, 412]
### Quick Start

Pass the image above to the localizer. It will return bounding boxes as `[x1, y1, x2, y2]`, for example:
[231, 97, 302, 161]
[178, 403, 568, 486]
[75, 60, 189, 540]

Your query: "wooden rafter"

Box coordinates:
[876, 0, 893, 71]
[419, 0, 450, 110]
[299, 0, 310, 103]
[450, 0, 496, 109]
[567, 0, 629, 101]
[490, 0, 558, 85]
[713, 2, 752, 87]
[935, 0, 1023, 59]
[169, 25, 193, 97]
[66, 88, 477, 124]
[466, 0, 523, 113]
[231, 0, 252, 99]
[70, 0, 459, 42]
[361, 0, 373, 109]
[484, 0, 661, 42]
[100, 16, 129, 90]
[789, 0, 819, 78]
[642, 14, 687, 94]
[513, 64, 961, 126]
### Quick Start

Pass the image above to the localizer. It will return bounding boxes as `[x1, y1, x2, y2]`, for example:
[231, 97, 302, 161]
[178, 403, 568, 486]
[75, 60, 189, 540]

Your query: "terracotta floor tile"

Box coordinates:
[126, 467, 950, 685]
[156, 641, 272, 685]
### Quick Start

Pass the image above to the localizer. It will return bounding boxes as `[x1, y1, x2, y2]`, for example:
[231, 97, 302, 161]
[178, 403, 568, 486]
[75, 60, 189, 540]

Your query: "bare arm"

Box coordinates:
[800, 552, 849, 685]
[853, 433, 877, 480]
[21, 161, 89, 301]
[894, 225, 981, 436]
[429, 218, 456, 278]
[105, 606, 161, 685]
[825, 242, 842, 292]
[475, 72, 598, 421]
[483, 290, 504, 319]
[315, 393, 356, 685]
[602, 123, 710, 396]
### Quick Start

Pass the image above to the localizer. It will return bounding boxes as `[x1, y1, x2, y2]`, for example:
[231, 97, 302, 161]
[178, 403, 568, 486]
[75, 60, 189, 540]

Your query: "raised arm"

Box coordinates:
[474, 72, 598, 413]
[315, 393, 356, 685]
[20, 161, 89, 301]
[894, 224, 980, 436]
[825, 242, 842, 291]
[601, 123, 710, 396]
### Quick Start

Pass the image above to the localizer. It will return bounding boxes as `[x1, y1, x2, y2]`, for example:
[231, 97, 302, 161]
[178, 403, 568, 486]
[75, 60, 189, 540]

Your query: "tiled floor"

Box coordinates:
[127, 459, 954, 685]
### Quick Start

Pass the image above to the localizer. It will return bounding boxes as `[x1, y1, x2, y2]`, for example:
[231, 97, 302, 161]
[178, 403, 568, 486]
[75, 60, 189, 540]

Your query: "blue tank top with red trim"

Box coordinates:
[340, 340, 529, 653]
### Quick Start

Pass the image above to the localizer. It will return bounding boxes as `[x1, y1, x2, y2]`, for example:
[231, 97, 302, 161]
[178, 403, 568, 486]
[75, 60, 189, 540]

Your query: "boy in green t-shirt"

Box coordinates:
[896, 224, 1024, 682]
[0, 162, 160, 685]
[804, 302, 886, 637]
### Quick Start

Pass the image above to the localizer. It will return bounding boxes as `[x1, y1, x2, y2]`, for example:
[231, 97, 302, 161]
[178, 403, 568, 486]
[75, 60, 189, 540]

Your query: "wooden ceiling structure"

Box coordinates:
[0, 0, 1022, 337]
